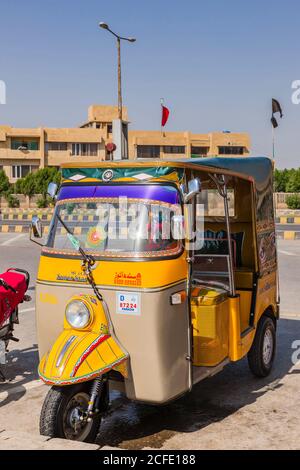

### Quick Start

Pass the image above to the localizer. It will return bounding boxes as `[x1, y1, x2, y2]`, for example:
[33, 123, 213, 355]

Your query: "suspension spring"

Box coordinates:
[86, 377, 104, 419]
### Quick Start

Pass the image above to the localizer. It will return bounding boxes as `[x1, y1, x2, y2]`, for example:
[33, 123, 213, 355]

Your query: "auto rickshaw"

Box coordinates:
[31, 156, 279, 442]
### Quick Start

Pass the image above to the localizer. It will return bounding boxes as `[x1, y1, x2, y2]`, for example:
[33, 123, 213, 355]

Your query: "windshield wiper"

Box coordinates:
[56, 213, 103, 301]
[56, 214, 94, 263]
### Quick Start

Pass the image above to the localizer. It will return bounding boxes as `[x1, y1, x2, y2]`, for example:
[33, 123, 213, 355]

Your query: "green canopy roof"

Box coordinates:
[182, 156, 273, 191]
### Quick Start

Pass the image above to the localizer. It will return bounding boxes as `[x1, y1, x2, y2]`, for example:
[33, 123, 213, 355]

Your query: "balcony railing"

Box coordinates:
[0, 148, 41, 160]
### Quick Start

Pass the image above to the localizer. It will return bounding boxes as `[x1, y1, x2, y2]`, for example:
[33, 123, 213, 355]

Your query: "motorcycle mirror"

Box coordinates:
[31, 216, 43, 238]
[183, 178, 201, 203]
[47, 182, 58, 199]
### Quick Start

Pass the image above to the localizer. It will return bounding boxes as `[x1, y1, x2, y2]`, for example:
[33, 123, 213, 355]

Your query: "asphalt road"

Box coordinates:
[0, 234, 300, 449]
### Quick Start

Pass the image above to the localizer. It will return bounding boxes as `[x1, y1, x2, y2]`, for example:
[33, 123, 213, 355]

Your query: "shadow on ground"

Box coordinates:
[0, 345, 39, 408]
[96, 318, 300, 449]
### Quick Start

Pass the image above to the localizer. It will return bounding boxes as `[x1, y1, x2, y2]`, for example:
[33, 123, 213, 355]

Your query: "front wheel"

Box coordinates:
[248, 315, 276, 377]
[40, 383, 103, 442]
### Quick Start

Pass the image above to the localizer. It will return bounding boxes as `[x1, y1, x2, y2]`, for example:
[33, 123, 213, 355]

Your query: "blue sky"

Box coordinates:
[1, 0, 299, 168]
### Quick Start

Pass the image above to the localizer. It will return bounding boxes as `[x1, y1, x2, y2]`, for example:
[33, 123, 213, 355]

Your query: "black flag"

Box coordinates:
[271, 98, 283, 128]
[271, 116, 278, 128]
[272, 99, 283, 117]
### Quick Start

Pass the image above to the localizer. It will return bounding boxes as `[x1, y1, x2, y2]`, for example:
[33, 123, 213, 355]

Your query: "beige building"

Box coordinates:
[0, 105, 250, 182]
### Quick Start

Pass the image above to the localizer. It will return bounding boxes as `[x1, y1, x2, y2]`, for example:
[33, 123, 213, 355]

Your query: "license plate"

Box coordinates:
[117, 292, 141, 315]
[0, 342, 6, 365]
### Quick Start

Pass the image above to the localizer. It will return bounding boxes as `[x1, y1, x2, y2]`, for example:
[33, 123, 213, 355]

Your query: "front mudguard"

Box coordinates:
[38, 295, 128, 386]
[39, 328, 128, 386]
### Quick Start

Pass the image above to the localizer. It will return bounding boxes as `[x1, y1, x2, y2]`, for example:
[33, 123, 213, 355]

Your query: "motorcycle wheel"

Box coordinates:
[40, 383, 103, 443]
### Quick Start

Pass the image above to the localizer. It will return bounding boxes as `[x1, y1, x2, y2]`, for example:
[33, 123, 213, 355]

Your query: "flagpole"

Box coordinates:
[160, 98, 164, 136]
[272, 124, 275, 160]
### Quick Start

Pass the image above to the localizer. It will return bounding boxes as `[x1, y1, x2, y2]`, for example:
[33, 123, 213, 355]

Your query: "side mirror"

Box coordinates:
[183, 178, 201, 203]
[31, 216, 43, 238]
[47, 182, 58, 199]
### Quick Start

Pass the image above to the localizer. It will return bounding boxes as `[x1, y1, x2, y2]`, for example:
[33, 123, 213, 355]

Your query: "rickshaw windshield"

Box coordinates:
[46, 184, 182, 259]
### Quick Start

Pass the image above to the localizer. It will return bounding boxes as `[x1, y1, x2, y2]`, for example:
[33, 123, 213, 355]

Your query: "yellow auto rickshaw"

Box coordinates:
[31, 156, 279, 442]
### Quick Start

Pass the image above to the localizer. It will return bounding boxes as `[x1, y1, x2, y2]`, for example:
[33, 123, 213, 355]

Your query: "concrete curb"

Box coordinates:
[0, 225, 31, 233]
[276, 231, 300, 240]
[0, 430, 101, 450]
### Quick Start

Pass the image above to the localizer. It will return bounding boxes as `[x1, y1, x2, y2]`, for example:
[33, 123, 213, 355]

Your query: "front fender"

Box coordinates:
[38, 295, 128, 386]
[39, 329, 128, 386]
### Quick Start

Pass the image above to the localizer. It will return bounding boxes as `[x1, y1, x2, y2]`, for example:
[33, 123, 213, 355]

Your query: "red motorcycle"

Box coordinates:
[0, 268, 30, 381]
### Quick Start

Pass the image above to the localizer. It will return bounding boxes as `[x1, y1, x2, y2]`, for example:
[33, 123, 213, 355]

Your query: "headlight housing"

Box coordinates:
[65, 300, 91, 329]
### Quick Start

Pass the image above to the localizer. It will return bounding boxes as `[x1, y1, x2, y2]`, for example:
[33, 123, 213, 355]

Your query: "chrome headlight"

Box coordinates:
[65, 300, 91, 329]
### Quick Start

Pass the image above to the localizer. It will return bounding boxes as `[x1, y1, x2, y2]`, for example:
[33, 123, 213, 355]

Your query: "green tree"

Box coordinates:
[0, 170, 11, 195]
[15, 172, 37, 207]
[21, 172, 36, 198]
[14, 177, 24, 194]
[286, 168, 300, 193]
[34, 167, 61, 196]
[274, 168, 289, 192]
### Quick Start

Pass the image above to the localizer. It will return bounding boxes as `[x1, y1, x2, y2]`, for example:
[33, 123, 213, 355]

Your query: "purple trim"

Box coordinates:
[58, 185, 179, 205]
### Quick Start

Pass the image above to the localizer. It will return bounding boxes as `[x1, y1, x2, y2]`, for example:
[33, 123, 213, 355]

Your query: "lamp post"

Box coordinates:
[99, 22, 136, 121]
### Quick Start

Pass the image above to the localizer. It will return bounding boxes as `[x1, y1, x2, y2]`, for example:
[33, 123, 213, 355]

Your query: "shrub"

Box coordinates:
[286, 194, 300, 210]
[6, 194, 20, 208]
[36, 196, 49, 208]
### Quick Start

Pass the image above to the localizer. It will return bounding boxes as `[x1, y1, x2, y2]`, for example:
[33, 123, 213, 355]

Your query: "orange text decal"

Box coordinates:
[114, 272, 142, 287]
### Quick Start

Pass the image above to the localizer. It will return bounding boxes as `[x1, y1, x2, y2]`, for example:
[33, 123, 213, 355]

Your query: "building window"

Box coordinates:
[137, 145, 160, 159]
[11, 139, 39, 151]
[107, 123, 113, 134]
[12, 165, 39, 179]
[218, 146, 244, 155]
[163, 146, 185, 154]
[46, 142, 68, 151]
[191, 146, 209, 157]
[71, 143, 98, 156]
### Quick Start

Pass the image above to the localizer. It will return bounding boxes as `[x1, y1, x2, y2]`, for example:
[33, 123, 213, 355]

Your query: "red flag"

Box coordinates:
[161, 105, 170, 127]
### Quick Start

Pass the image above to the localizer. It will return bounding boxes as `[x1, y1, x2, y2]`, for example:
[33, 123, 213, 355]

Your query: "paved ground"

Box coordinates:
[0, 233, 300, 449]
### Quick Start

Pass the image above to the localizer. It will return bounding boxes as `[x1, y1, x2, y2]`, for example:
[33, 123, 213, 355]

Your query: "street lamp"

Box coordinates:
[99, 22, 136, 120]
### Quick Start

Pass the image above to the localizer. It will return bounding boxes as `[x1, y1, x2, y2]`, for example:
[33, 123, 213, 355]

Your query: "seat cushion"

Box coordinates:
[191, 286, 228, 306]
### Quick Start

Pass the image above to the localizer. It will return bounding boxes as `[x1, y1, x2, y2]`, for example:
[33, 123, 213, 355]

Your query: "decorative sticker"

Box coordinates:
[116, 292, 141, 316]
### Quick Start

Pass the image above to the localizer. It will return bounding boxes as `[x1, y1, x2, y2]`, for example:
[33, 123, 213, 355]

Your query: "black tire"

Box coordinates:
[40, 382, 102, 443]
[248, 315, 276, 378]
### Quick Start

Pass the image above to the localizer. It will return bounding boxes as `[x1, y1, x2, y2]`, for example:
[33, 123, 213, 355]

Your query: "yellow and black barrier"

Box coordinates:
[0, 225, 87, 234]
[275, 216, 300, 224]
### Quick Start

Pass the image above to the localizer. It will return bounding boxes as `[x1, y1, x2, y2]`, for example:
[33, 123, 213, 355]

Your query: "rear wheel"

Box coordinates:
[248, 315, 276, 377]
[40, 383, 103, 443]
